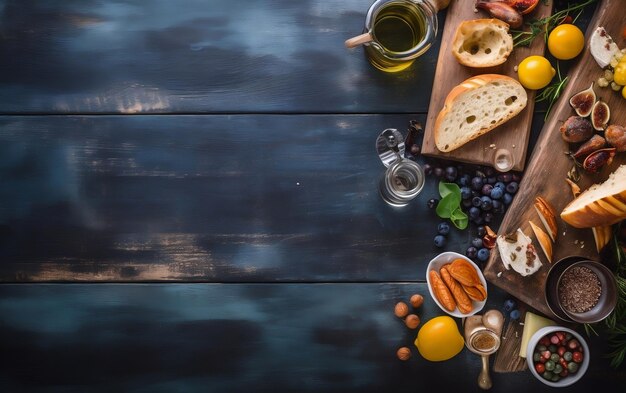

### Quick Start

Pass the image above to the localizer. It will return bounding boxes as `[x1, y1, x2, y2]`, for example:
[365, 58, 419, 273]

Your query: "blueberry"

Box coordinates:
[466, 246, 478, 259]
[434, 235, 446, 248]
[492, 200, 503, 214]
[490, 187, 503, 200]
[510, 309, 521, 320]
[480, 196, 493, 211]
[458, 174, 471, 187]
[497, 173, 512, 183]
[503, 193, 513, 205]
[433, 167, 444, 178]
[460, 186, 472, 200]
[503, 299, 517, 312]
[471, 176, 484, 191]
[471, 237, 483, 248]
[444, 166, 458, 182]
[511, 173, 521, 182]
[494, 182, 506, 190]
[506, 181, 519, 194]
[469, 207, 481, 220]
[423, 163, 433, 176]
[471, 190, 481, 198]
[481, 184, 494, 196]
[477, 226, 486, 238]
[472, 196, 482, 207]
[427, 198, 438, 209]
[487, 176, 497, 185]
[484, 212, 493, 223]
[438, 221, 450, 236]
[473, 216, 485, 225]
[477, 248, 490, 262]
[462, 199, 473, 208]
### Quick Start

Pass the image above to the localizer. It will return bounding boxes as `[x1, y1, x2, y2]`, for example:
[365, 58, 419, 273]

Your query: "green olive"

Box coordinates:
[537, 345, 547, 352]
[545, 360, 555, 371]
[542, 371, 554, 380]
[548, 345, 557, 353]
[533, 352, 541, 362]
[550, 353, 560, 362]
[563, 351, 573, 361]
[568, 362, 579, 373]
[554, 364, 563, 374]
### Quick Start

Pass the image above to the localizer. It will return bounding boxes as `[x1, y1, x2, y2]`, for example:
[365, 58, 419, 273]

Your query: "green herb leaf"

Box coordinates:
[435, 182, 467, 229]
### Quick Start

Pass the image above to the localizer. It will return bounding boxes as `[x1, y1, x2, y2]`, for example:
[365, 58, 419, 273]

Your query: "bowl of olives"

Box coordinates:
[526, 326, 589, 387]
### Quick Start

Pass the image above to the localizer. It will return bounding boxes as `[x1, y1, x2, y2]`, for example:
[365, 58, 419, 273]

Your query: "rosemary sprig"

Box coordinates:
[604, 223, 626, 368]
[512, 0, 598, 48]
[535, 61, 568, 120]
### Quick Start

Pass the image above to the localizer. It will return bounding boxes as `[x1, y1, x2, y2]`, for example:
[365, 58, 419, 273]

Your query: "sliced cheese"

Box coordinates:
[519, 312, 557, 358]
[496, 228, 543, 277]
[589, 26, 619, 69]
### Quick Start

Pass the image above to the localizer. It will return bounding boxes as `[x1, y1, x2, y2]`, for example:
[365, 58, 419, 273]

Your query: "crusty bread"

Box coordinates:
[452, 19, 513, 67]
[561, 165, 626, 228]
[434, 74, 528, 153]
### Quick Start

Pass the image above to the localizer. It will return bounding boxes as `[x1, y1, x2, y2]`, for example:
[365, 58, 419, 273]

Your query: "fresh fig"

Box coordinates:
[502, 0, 540, 15]
[560, 116, 594, 143]
[583, 147, 616, 173]
[591, 100, 610, 131]
[572, 134, 607, 159]
[475, 1, 523, 28]
[606, 124, 626, 152]
[569, 83, 596, 117]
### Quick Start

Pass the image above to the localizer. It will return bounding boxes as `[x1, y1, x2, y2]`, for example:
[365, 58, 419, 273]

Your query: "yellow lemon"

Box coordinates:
[622, 85, 626, 100]
[414, 316, 464, 361]
[548, 24, 585, 60]
[517, 56, 556, 90]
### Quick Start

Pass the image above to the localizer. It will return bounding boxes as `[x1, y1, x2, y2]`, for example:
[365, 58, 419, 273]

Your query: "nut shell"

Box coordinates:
[405, 314, 421, 329]
[394, 302, 409, 318]
[410, 294, 424, 309]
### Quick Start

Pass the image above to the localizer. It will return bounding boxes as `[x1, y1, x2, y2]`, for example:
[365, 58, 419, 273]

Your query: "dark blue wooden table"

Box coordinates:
[1, 1, 624, 391]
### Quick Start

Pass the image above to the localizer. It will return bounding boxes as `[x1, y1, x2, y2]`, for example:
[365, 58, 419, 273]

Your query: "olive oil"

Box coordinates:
[365, 2, 428, 72]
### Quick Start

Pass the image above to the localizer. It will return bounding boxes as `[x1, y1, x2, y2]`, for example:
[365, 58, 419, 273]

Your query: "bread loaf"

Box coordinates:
[434, 74, 528, 153]
[560, 165, 626, 228]
[452, 19, 513, 68]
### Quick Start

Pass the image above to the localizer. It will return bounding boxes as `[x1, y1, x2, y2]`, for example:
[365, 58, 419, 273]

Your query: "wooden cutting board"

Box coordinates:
[484, 0, 626, 319]
[422, 1, 552, 171]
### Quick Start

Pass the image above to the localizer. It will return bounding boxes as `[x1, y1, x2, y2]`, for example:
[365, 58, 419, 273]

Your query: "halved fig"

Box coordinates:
[569, 83, 596, 117]
[572, 134, 606, 159]
[591, 100, 610, 131]
[502, 0, 540, 15]
[560, 116, 594, 143]
[582, 147, 616, 173]
[606, 124, 626, 152]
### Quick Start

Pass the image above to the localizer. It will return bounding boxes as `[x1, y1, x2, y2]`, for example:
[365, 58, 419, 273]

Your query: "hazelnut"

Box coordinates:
[394, 302, 409, 318]
[397, 347, 411, 361]
[405, 314, 420, 329]
[410, 294, 424, 308]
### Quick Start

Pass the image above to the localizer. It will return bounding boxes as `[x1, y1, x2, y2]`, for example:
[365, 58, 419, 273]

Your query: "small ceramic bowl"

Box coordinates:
[526, 326, 590, 387]
[556, 260, 617, 324]
[426, 251, 487, 318]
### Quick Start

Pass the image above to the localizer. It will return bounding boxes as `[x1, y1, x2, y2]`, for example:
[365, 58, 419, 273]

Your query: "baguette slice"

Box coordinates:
[561, 165, 626, 228]
[452, 19, 513, 68]
[434, 74, 528, 152]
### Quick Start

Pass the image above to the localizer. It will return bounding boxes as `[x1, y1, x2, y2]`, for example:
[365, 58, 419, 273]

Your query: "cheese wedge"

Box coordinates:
[519, 312, 556, 358]
[496, 228, 543, 277]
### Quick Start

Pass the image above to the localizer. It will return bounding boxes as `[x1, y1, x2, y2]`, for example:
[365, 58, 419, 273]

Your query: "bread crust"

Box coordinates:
[433, 74, 527, 152]
[452, 19, 513, 68]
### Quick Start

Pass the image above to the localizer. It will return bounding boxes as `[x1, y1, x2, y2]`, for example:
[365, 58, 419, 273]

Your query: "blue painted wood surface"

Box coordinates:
[0, 0, 442, 114]
[1, 284, 622, 392]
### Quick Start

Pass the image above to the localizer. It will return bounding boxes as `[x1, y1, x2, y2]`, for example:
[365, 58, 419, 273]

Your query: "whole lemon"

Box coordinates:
[414, 316, 464, 361]
[622, 86, 626, 100]
[517, 56, 556, 90]
[548, 24, 585, 60]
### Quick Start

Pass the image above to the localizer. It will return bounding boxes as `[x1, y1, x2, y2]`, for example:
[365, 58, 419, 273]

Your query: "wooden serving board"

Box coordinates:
[484, 0, 626, 319]
[422, 1, 552, 171]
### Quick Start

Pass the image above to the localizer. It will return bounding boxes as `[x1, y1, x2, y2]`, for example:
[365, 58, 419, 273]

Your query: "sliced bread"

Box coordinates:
[452, 19, 513, 68]
[561, 164, 626, 228]
[434, 74, 527, 153]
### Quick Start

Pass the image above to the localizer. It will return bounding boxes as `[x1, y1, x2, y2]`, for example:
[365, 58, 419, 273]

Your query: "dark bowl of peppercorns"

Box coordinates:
[555, 260, 617, 324]
[526, 326, 589, 387]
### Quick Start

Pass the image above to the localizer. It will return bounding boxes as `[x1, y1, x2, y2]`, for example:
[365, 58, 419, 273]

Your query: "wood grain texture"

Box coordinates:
[421, 1, 553, 171]
[0, 114, 484, 282]
[0, 283, 622, 392]
[0, 0, 444, 114]
[484, 0, 625, 319]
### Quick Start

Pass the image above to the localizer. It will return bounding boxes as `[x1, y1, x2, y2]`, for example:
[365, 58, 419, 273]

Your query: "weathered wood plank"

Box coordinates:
[0, 0, 443, 114]
[0, 114, 485, 282]
[0, 283, 621, 392]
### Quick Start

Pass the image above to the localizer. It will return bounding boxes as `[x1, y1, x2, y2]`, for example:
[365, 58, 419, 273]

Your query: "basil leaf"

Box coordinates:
[436, 194, 453, 218]
[436, 182, 467, 230]
[450, 207, 468, 230]
[439, 182, 459, 200]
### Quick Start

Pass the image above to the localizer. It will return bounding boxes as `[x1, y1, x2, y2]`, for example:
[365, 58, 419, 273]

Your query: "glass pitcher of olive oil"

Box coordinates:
[346, 0, 444, 72]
